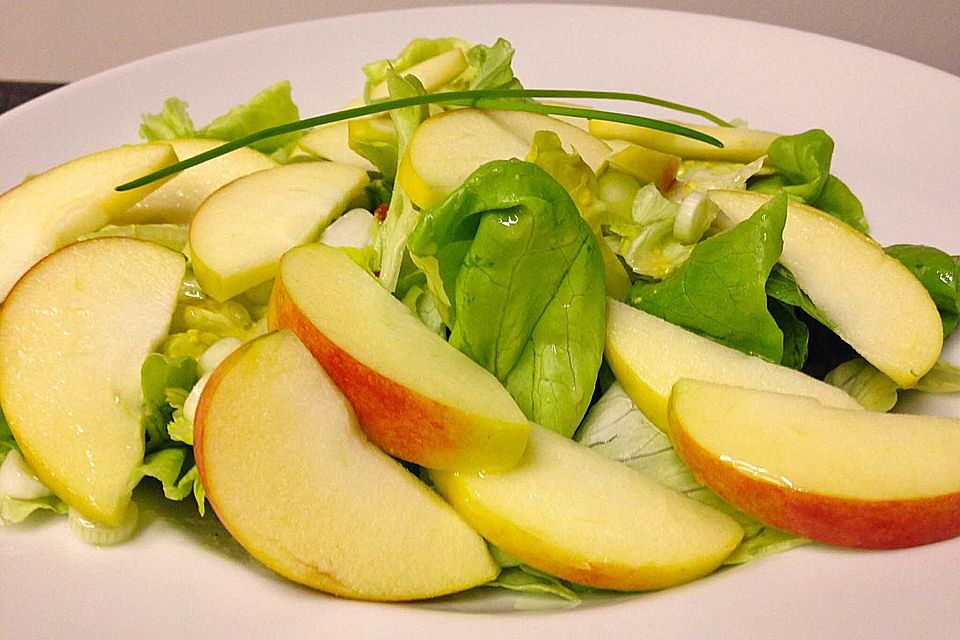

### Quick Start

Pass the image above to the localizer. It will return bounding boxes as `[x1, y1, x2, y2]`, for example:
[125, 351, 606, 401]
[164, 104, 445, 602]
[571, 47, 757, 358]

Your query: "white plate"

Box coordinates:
[1, 5, 958, 639]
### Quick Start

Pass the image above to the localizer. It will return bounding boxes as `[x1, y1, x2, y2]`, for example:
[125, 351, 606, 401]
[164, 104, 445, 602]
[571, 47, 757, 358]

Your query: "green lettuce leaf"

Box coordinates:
[1, 493, 68, 524]
[408, 160, 606, 437]
[768, 298, 809, 370]
[373, 70, 429, 292]
[136, 448, 205, 515]
[141, 354, 199, 452]
[486, 567, 581, 602]
[914, 360, 960, 394]
[141, 81, 303, 160]
[0, 409, 16, 455]
[200, 81, 301, 156]
[608, 184, 691, 279]
[362, 37, 471, 99]
[630, 194, 788, 363]
[574, 382, 807, 564]
[885, 244, 959, 336]
[765, 264, 834, 328]
[139, 97, 196, 140]
[824, 358, 899, 412]
[461, 38, 522, 91]
[750, 130, 868, 233]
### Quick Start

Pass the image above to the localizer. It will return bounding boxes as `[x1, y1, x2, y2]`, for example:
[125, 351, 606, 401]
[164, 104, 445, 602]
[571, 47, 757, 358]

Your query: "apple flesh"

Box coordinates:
[708, 189, 942, 387]
[431, 423, 743, 591]
[606, 140, 680, 193]
[298, 122, 377, 171]
[367, 47, 468, 100]
[605, 298, 862, 431]
[668, 378, 960, 549]
[194, 330, 498, 600]
[0, 142, 178, 301]
[589, 119, 779, 163]
[0, 238, 185, 525]
[269, 243, 530, 471]
[397, 108, 612, 209]
[189, 161, 369, 301]
[115, 138, 277, 224]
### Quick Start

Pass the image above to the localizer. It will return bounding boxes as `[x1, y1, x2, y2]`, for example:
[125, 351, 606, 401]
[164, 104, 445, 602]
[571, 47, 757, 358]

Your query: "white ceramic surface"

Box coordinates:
[1, 6, 958, 639]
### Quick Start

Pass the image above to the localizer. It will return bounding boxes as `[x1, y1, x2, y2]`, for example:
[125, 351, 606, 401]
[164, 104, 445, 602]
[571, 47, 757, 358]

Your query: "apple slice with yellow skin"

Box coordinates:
[605, 299, 862, 431]
[367, 47, 468, 101]
[0, 142, 177, 301]
[668, 378, 960, 549]
[483, 109, 611, 172]
[189, 161, 369, 301]
[606, 140, 680, 192]
[398, 108, 529, 209]
[270, 243, 530, 471]
[0, 238, 185, 525]
[299, 122, 377, 170]
[115, 138, 277, 224]
[590, 120, 779, 163]
[431, 423, 743, 591]
[194, 330, 498, 600]
[708, 189, 942, 387]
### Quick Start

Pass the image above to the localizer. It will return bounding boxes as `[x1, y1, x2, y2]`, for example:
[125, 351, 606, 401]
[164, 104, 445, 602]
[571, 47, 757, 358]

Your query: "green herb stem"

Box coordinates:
[116, 88, 727, 192]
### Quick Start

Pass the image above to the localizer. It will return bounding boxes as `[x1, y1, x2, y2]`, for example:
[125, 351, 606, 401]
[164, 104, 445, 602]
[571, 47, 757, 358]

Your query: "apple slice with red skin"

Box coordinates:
[667, 378, 960, 549]
[269, 243, 530, 472]
[194, 330, 498, 600]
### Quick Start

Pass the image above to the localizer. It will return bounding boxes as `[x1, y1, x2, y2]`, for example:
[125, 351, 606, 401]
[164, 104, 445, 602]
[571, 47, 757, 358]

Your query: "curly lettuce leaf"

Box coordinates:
[362, 37, 471, 98]
[0, 409, 15, 455]
[408, 160, 606, 436]
[1, 492, 68, 524]
[630, 193, 788, 363]
[460, 38, 522, 91]
[575, 382, 807, 564]
[141, 81, 303, 160]
[136, 448, 205, 515]
[141, 354, 199, 452]
[827, 357, 960, 410]
[885, 244, 959, 337]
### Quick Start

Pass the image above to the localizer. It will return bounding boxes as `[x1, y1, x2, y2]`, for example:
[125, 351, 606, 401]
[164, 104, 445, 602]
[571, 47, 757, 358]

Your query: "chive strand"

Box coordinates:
[117, 89, 727, 192]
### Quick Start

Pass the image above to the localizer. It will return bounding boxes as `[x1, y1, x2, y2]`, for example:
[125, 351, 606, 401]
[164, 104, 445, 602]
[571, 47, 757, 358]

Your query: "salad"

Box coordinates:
[1, 34, 959, 607]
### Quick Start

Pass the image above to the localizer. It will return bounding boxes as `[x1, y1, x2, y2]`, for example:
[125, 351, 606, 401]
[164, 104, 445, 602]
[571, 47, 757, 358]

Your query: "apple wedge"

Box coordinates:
[483, 109, 612, 171]
[605, 299, 862, 431]
[668, 379, 960, 549]
[194, 330, 498, 600]
[299, 122, 377, 170]
[367, 47, 468, 101]
[0, 238, 185, 525]
[189, 161, 369, 301]
[431, 423, 743, 591]
[398, 108, 529, 209]
[115, 138, 277, 224]
[589, 120, 779, 163]
[708, 189, 942, 387]
[0, 142, 178, 300]
[606, 140, 680, 193]
[269, 243, 530, 471]
[397, 108, 612, 209]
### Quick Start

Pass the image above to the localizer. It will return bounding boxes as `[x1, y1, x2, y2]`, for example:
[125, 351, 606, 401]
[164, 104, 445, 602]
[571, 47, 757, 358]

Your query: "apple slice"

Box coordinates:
[605, 299, 862, 431]
[0, 142, 178, 300]
[194, 330, 498, 600]
[0, 238, 185, 525]
[397, 108, 529, 208]
[115, 138, 277, 224]
[483, 109, 612, 171]
[606, 140, 680, 192]
[431, 423, 743, 591]
[270, 243, 530, 471]
[367, 47, 468, 101]
[708, 189, 942, 387]
[189, 161, 369, 301]
[668, 378, 960, 549]
[298, 122, 377, 170]
[398, 108, 613, 209]
[590, 120, 779, 163]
